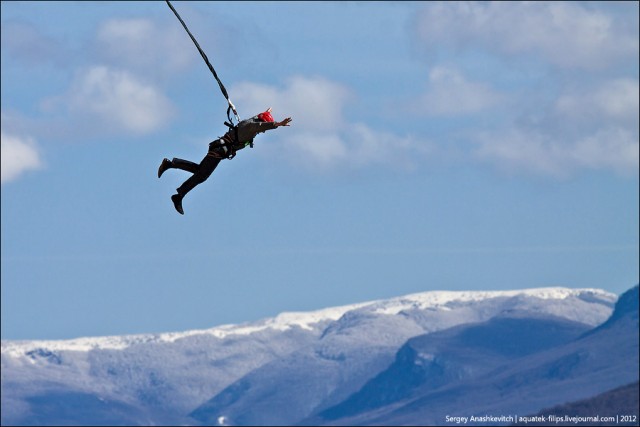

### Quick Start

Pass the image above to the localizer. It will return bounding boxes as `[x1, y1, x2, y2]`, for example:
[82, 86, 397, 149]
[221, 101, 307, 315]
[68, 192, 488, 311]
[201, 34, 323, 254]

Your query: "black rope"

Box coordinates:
[166, 0, 239, 124]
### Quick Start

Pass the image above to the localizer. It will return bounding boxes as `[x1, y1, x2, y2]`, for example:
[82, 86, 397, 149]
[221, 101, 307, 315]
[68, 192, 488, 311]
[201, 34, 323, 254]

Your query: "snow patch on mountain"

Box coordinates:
[1, 287, 614, 359]
[1, 286, 621, 426]
[188, 287, 617, 426]
[366, 287, 612, 317]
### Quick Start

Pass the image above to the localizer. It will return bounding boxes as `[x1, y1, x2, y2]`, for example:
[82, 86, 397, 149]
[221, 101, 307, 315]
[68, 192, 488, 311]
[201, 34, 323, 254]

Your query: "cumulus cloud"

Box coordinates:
[95, 18, 194, 76]
[555, 78, 639, 126]
[231, 76, 432, 171]
[475, 126, 639, 177]
[283, 132, 349, 168]
[570, 128, 639, 173]
[1, 131, 43, 184]
[344, 123, 429, 170]
[415, 2, 639, 69]
[411, 3, 639, 177]
[23, 16, 184, 139]
[232, 76, 352, 132]
[61, 66, 175, 135]
[479, 77, 640, 177]
[415, 66, 505, 116]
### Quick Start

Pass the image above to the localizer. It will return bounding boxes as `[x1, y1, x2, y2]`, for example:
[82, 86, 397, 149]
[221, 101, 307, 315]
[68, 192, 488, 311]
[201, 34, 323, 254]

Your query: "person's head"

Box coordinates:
[257, 109, 274, 123]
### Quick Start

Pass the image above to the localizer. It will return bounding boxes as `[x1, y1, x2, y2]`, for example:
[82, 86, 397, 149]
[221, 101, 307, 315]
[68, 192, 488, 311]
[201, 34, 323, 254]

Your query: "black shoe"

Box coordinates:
[171, 194, 184, 215]
[158, 158, 172, 178]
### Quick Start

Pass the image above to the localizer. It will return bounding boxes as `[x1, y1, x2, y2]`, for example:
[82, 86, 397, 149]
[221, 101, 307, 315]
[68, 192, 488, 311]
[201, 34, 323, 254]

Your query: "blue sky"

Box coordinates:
[1, 1, 638, 340]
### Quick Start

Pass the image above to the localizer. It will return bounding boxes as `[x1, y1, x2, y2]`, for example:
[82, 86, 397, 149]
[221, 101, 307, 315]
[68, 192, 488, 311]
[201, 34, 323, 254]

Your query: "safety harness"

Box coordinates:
[222, 121, 254, 160]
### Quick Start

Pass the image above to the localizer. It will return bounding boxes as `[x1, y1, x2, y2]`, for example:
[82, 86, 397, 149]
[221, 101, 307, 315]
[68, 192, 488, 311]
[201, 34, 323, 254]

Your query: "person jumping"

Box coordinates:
[158, 108, 291, 215]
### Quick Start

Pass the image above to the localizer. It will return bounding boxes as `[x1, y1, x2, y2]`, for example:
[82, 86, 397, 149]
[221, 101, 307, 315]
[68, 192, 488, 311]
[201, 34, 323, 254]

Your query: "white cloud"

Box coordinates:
[1, 131, 43, 184]
[344, 124, 431, 170]
[231, 76, 432, 171]
[555, 78, 640, 126]
[24, 16, 182, 140]
[481, 77, 640, 177]
[65, 66, 175, 135]
[470, 77, 639, 177]
[415, 66, 505, 116]
[232, 76, 351, 132]
[96, 18, 194, 75]
[570, 128, 639, 173]
[281, 132, 349, 168]
[416, 2, 639, 69]
[411, 2, 639, 178]
[475, 126, 639, 177]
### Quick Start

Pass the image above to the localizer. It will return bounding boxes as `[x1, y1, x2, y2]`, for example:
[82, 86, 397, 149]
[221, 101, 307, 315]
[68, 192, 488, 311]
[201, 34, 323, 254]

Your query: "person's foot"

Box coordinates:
[158, 158, 172, 178]
[171, 194, 184, 215]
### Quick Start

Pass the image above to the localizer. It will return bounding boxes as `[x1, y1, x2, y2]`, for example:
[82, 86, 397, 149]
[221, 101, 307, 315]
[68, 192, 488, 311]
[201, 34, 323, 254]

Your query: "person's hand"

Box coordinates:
[276, 117, 292, 127]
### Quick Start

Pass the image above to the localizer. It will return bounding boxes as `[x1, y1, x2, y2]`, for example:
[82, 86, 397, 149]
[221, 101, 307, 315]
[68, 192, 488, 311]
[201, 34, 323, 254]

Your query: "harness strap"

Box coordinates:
[223, 122, 254, 158]
[166, 0, 240, 124]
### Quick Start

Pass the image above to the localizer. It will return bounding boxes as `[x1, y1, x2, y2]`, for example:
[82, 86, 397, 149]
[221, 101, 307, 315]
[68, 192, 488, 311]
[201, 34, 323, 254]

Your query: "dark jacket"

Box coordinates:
[224, 115, 278, 152]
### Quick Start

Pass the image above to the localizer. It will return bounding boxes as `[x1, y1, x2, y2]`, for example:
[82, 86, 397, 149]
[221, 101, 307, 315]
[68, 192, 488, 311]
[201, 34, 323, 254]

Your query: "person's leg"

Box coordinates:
[170, 158, 199, 174]
[167, 138, 227, 214]
[171, 153, 222, 215]
[176, 153, 221, 197]
[158, 157, 199, 177]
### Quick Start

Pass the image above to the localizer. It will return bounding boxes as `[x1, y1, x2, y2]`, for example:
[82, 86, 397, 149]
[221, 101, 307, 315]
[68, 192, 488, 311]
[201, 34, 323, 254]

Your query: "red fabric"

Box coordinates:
[257, 110, 275, 122]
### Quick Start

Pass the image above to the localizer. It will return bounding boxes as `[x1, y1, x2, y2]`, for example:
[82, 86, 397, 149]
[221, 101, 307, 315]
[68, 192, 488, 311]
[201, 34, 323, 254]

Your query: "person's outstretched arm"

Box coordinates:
[275, 117, 292, 127]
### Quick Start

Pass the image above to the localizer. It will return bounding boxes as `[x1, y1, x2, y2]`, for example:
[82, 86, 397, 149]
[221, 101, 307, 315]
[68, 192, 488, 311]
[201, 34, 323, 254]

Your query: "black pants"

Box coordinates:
[173, 140, 225, 197]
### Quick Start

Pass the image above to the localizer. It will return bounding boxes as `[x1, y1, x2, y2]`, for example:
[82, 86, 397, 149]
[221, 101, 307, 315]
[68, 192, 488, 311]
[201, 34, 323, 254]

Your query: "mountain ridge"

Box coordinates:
[1, 287, 614, 356]
[186, 288, 616, 426]
[1, 286, 624, 426]
[313, 285, 638, 426]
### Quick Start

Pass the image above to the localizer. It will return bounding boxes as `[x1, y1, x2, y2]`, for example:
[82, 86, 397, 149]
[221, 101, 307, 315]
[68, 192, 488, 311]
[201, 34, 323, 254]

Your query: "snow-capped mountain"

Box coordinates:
[312, 285, 639, 426]
[0, 287, 621, 426]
